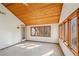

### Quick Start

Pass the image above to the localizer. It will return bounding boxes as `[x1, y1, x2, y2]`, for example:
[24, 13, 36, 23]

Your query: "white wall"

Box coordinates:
[59, 3, 79, 24]
[0, 4, 25, 49]
[26, 24, 58, 43]
[59, 3, 79, 56]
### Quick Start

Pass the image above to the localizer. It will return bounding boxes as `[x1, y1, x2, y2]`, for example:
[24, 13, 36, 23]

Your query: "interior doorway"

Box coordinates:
[21, 25, 26, 41]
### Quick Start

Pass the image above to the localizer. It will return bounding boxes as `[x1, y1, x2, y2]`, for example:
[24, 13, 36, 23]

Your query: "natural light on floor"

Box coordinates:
[16, 43, 40, 49]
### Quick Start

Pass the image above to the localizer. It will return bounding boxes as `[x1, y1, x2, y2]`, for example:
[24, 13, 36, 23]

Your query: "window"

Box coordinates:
[59, 8, 79, 55]
[65, 22, 68, 44]
[59, 24, 64, 40]
[31, 26, 51, 37]
[61, 24, 64, 40]
[71, 17, 77, 52]
[59, 25, 62, 39]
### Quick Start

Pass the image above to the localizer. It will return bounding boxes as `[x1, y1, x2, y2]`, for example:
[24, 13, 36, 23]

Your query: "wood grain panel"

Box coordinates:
[3, 3, 63, 25]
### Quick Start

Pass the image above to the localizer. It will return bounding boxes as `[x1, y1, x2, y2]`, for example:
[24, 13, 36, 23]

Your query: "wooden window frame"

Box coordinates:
[59, 25, 60, 39]
[63, 20, 69, 46]
[59, 8, 79, 55]
[62, 23, 65, 41]
[68, 8, 79, 55]
[59, 24, 63, 40]
[77, 8, 79, 56]
[59, 24, 61, 39]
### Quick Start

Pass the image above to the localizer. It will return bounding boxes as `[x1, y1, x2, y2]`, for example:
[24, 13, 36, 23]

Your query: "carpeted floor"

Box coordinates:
[0, 41, 63, 56]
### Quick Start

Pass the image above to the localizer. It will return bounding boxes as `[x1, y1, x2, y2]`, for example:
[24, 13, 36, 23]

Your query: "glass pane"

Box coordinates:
[65, 22, 68, 43]
[62, 25, 64, 40]
[60, 25, 62, 39]
[31, 27, 36, 36]
[31, 26, 51, 37]
[44, 27, 51, 37]
[71, 17, 77, 50]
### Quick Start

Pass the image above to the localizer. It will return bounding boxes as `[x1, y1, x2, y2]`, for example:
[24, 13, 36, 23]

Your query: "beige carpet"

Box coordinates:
[0, 41, 63, 56]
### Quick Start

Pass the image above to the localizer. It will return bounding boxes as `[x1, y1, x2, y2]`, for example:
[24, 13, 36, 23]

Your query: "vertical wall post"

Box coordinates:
[77, 8, 79, 55]
[68, 20, 71, 48]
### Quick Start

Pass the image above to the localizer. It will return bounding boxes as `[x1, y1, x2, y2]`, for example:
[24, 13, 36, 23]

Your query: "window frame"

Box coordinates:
[61, 23, 65, 41]
[59, 24, 64, 40]
[64, 20, 68, 46]
[68, 8, 79, 55]
[59, 8, 79, 55]
[30, 26, 51, 37]
[59, 24, 62, 39]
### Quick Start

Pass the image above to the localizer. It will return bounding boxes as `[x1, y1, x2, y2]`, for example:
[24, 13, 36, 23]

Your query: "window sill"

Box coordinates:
[63, 42, 77, 56]
[64, 41, 68, 46]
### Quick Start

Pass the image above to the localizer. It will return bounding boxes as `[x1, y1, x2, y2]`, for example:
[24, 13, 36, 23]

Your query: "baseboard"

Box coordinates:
[26, 40, 59, 45]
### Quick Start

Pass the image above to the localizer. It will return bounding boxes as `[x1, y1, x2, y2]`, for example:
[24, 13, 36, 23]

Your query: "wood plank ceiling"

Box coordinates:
[3, 3, 63, 25]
